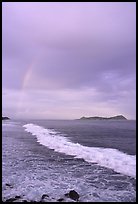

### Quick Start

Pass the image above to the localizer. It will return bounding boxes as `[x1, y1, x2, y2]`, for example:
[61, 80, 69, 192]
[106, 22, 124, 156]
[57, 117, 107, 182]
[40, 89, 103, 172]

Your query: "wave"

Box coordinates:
[23, 123, 136, 178]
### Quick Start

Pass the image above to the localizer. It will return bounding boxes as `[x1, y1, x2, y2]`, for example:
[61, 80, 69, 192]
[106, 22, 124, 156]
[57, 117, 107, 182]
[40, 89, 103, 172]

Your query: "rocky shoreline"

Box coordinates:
[3, 183, 80, 202]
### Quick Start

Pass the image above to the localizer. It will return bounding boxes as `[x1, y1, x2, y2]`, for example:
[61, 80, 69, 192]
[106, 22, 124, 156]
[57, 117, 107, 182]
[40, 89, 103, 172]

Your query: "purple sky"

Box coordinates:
[2, 2, 136, 119]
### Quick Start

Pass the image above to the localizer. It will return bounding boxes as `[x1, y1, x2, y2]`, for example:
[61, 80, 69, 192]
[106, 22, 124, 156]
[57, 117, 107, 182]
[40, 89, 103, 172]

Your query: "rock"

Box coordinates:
[42, 194, 49, 199]
[41, 194, 49, 200]
[68, 190, 80, 201]
[57, 198, 64, 202]
[5, 183, 13, 188]
[2, 116, 10, 120]
[5, 198, 18, 202]
[40, 194, 50, 202]
[5, 183, 10, 186]
[15, 196, 21, 199]
[5, 195, 22, 202]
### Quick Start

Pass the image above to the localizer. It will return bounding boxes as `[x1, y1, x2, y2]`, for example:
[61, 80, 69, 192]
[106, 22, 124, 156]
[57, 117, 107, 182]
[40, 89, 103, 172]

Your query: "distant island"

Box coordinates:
[2, 117, 10, 120]
[78, 115, 127, 120]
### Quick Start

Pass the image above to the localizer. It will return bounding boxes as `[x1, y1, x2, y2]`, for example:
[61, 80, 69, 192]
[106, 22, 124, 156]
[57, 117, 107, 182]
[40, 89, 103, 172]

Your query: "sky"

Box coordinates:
[2, 2, 136, 120]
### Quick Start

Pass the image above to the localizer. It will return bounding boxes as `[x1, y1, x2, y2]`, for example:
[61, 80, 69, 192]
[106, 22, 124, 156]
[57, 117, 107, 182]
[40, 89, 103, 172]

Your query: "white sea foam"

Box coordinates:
[23, 123, 136, 178]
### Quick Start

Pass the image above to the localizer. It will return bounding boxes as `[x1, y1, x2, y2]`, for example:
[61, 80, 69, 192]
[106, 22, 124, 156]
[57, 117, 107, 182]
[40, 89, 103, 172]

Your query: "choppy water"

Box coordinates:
[2, 119, 136, 202]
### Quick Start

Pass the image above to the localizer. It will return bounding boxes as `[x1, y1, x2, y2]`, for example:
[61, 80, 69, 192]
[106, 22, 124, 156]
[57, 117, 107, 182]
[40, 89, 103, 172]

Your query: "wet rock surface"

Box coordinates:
[5, 183, 13, 188]
[57, 198, 64, 202]
[3, 189, 80, 202]
[68, 190, 80, 201]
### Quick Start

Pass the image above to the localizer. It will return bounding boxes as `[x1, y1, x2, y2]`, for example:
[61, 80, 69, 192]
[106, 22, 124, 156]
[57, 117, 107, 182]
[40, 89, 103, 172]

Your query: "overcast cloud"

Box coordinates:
[2, 2, 136, 119]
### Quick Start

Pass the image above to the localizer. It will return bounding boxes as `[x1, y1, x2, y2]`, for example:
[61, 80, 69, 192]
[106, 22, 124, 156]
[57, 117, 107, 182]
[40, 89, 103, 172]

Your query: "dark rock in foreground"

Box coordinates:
[65, 190, 80, 201]
[79, 115, 127, 120]
[2, 116, 10, 120]
[15, 196, 21, 199]
[5, 197, 19, 202]
[5, 183, 12, 187]
[40, 194, 50, 202]
[41, 194, 49, 200]
[57, 198, 64, 202]
[5, 183, 13, 188]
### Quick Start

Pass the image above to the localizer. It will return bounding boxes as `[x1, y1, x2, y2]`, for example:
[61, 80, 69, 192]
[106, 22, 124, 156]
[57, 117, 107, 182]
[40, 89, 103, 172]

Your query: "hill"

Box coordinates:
[79, 115, 127, 120]
[2, 117, 10, 120]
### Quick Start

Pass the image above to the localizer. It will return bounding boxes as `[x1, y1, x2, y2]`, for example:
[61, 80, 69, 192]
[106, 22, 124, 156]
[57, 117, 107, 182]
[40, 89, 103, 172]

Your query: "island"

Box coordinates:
[78, 115, 127, 120]
[2, 116, 10, 120]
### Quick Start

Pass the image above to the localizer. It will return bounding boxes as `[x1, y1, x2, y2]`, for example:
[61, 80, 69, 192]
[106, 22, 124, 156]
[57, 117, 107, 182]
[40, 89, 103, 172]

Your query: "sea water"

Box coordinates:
[2, 119, 136, 202]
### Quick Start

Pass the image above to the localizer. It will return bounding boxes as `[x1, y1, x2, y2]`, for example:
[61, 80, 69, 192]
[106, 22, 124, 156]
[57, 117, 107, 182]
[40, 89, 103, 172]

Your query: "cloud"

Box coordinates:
[2, 87, 135, 120]
[2, 2, 136, 119]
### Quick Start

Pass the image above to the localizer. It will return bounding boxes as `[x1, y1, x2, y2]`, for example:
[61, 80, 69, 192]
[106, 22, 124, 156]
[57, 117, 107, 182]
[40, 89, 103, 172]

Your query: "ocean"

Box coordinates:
[2, 119, 136, 202]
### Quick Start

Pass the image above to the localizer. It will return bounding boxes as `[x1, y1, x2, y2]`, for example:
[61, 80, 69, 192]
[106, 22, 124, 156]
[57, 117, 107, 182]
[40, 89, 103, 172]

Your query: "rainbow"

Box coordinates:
[16, 61, 36, 117]
[22, 61, 35, 90]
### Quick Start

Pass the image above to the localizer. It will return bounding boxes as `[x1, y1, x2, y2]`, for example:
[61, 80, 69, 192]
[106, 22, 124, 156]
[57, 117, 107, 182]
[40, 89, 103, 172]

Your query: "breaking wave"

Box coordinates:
[23, 123, 136, 178]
